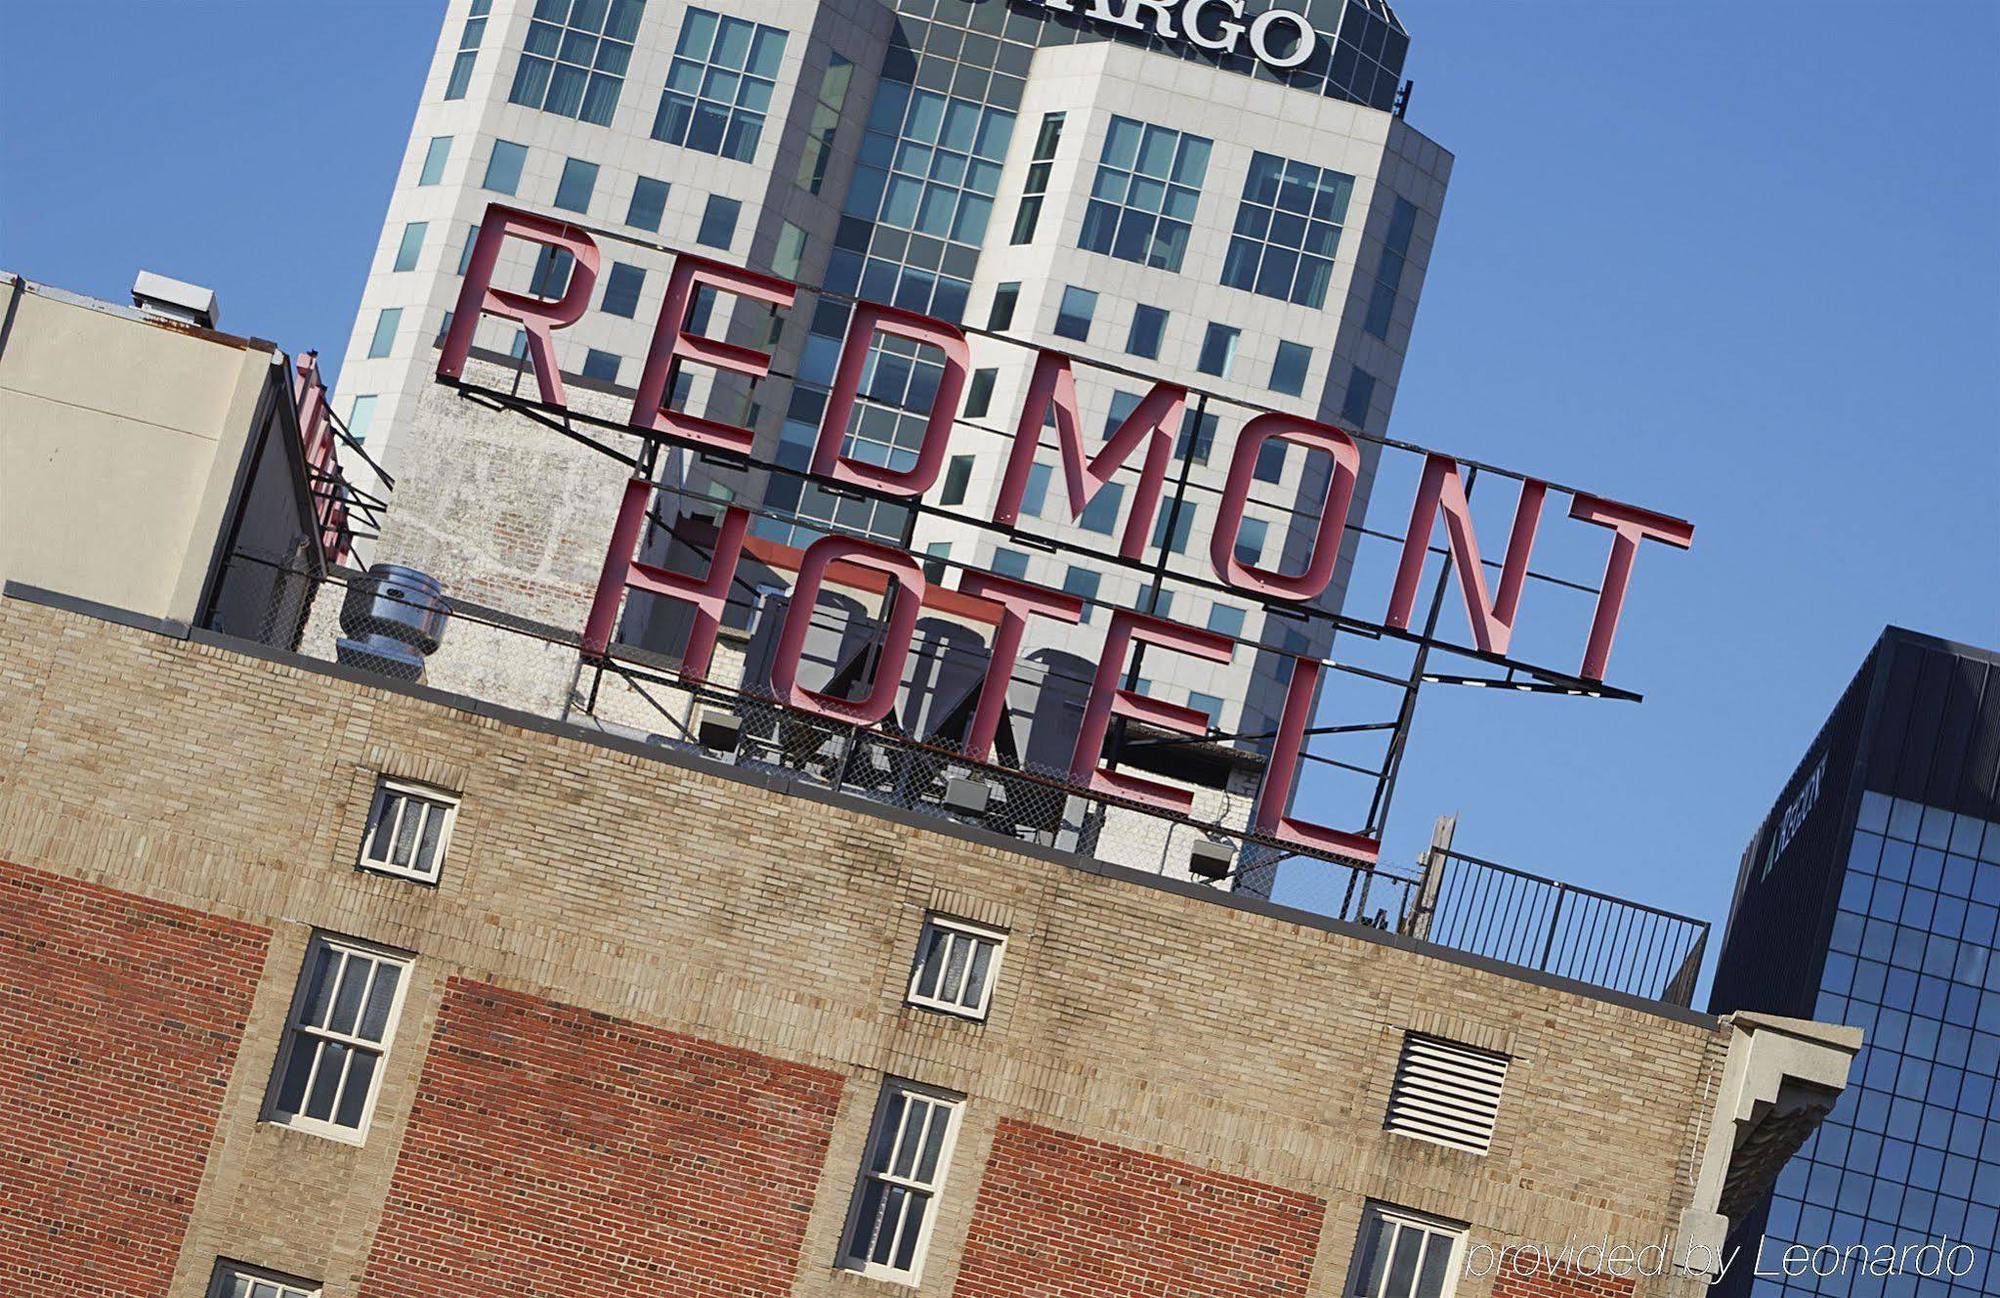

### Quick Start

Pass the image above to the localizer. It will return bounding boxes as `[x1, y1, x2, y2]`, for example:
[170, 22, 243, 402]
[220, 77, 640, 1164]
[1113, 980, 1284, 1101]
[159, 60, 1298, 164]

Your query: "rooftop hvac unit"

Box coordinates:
[336, 565, 449, 684]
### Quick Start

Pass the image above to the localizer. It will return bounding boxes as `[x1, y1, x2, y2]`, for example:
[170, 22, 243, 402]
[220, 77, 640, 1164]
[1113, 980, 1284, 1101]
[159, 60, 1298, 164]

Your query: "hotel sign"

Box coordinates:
[1023, 0, 1319, 70]
[439, 205, 1695, 867]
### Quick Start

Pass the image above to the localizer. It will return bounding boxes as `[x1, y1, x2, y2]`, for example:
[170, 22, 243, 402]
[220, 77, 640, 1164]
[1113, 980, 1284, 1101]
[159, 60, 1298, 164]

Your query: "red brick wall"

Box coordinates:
[361, 978, 844, 1297]
[956, 1119, 1326, 1298]
[1492, 1262, 1640, 1298]
[0, 860, 270, 1297]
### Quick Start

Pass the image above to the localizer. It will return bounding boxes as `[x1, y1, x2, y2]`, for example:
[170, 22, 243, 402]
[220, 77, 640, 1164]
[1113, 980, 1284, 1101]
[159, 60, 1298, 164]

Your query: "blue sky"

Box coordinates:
[3, 2, 1995, 991]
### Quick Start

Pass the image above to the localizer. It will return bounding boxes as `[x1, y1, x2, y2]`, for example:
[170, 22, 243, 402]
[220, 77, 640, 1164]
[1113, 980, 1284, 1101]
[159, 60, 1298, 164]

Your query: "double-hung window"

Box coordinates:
[906, 916, 1004, 1019]
[1348, 1204, 1466, 1298]
[266, 935, 411, 1139]
[840, 1081, 964, 1281]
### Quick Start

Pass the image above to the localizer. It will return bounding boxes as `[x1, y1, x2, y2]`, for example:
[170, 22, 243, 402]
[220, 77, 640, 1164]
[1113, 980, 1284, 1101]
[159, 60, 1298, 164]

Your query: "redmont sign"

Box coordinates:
[439, 204, 1694, 866]
[1021, 0, 1319, 69]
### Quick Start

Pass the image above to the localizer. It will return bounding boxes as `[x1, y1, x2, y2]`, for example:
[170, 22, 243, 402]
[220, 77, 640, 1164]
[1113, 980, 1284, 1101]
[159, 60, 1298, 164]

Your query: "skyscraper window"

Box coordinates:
[1078, 116, 1210, 273]
[443, 0, 491, 101]
[626, 176, 669, 231]
[1365, 198, 1419, 338]
[553, 157, 599, 213]
[653, 8, 788, 163]
[483, 139, 527, 195]
[1222, 153, 1353, 310]
[509, 0, 643, 126]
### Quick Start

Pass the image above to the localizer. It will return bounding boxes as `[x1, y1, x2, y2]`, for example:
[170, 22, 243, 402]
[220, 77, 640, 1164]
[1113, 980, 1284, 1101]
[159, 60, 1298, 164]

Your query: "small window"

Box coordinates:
[1053, 285, 1097, 342]
[1342, 366, 1377, 426]
[345, 395, 378, 444]
[1270, 340, 1312, 396]
[392, 221, 427, 273]
[698, 194, 741, 249]
[1077, 481, 1125, 536]
[988, 282, 1019, 332]
[1062, 566, 1100, 621]
[1233, 516, 1267, 566]
[907, 915, 1005, 1020]
[1021, 462, 1052, 517]
[1196, 322, 1239, 377]
[208, 1262, 321, 1298]
[457, 223, 480, 276]
[921, 542, 951, 585]
[627, 176, 670, 231]
[483, 139, 527, 195]
[601, 262, 645, 318]
[1348, 1204, 1465, 1298]
[1188, 692, 1223, 726]
[417, 136, 452, 186]
[359, 777, 458, 884]
[962, 368, 997, 420]
[1151, 501, 1196, 554]
[1206, 603, 1245, 640]
[839, 1080, 964, 1281]
[1254, 438, 1288, 483]
[991, 547, 1029, 579]
[940, 455, 974, 508]
[773, 220, 809, 279]
[266, 935, 411, 1140]
[553, 156, 599, 213]
[1125, 304, 1168, 360]
[583, 349, 622, 383]
[367, 308, 401, 359]
[529, 246, 574, 299]
[1385, 1033, 1509, 1154]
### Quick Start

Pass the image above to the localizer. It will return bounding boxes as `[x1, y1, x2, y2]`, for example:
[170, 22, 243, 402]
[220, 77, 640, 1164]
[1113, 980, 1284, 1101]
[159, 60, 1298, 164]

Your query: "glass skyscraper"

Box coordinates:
[1711, 628, 2000, 1297]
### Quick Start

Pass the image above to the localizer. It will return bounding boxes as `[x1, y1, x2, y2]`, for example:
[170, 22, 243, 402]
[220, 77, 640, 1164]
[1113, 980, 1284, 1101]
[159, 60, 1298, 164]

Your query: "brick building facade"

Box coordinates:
[0, 588, 1855, 1298]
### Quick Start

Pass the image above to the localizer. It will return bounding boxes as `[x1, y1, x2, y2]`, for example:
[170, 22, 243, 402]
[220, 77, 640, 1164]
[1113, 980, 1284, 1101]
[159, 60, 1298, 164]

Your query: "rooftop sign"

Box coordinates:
[1023, 0, 1319, 70]
[437, 204, 1695, 869]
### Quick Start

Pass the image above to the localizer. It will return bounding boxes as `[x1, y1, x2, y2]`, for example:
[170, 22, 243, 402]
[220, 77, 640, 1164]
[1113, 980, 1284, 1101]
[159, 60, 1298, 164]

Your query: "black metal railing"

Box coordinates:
[1407, 846, 1709, 1006]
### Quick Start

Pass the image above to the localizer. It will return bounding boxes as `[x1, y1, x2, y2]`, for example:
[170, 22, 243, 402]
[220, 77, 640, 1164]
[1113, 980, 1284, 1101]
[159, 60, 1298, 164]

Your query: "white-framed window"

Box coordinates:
[839, 1080, 964, 1282]
[265, 934, 411, 1141]
[906, 915, 1005, 1021]
[1348, 1204, 1466, 1298]
[359, 777, 458, 884]
[208, 1260, 321, 1298]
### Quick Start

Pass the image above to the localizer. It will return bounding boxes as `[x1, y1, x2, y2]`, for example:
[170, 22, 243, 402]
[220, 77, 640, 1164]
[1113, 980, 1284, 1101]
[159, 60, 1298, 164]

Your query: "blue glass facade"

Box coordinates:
[1713, 630, 2000, 1298]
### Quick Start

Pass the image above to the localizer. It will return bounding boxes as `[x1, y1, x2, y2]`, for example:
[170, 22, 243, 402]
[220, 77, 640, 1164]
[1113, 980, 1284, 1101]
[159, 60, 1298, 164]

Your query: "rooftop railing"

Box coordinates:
[1406, 840, 1710, 1006]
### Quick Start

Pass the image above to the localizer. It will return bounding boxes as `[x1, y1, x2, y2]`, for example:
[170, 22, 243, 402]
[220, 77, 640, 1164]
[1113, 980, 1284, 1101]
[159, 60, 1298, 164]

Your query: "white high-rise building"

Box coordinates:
[332, 0, 1451, 867]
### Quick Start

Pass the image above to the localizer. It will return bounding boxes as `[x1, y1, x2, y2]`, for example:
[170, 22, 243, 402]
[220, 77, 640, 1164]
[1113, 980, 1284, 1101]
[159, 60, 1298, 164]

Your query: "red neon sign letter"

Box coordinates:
[994, 351, 1185, 562]
[1070, 611, 1234, 813]
[582, 479, 748, 680]
[813, 303, 969, 496]
[956, 572, 1085, 763]
[1385, 456, 1546, 656]
[771, 536, 927, 724]
[1568, 495, 1695, 681]
[438, 204, 601, 408]
[1210, 413, 1361, 601]
[1253, 656, 1381, 863]
[631, 254, 797, 454]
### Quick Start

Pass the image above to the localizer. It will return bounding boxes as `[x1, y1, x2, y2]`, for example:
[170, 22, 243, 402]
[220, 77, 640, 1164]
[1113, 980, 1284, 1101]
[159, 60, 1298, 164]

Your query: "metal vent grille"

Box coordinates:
[1385, 1033, 1509, 1154]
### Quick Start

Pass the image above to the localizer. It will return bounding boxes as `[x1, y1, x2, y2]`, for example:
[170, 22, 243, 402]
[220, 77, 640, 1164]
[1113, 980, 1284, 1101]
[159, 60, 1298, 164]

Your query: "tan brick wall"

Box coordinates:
[0, 595, 1731, 1297]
